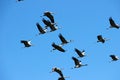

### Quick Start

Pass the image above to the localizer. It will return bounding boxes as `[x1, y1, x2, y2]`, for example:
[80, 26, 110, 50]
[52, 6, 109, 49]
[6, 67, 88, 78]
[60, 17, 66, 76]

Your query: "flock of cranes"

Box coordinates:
[18, 1, 119, 80]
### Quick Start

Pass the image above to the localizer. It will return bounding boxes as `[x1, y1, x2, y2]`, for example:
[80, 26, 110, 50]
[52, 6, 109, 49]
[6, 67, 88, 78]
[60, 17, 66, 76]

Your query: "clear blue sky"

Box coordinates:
[0, 0, 120, 80]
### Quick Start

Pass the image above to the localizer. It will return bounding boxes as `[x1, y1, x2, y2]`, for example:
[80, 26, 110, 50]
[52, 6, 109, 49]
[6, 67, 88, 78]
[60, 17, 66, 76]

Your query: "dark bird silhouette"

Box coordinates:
[16, 0, 23, 2]
[72, 57, 87, 69]
[21, 40, 32, 47]
[43, 11, 54, 23]
[108, 17, 120, 29]
[52, 67, 64, 77]
[58, 77, 65, 80]
[36, 23, 47, 35]
[51, 42, 65, 52]
[58, 33, 72, 45]
[42, 18, 51, 27]
[74, 48, 85, 58]
[42, 18, 58, 32]
[97, 35, 106, 43]
[110, 55, 119, 61]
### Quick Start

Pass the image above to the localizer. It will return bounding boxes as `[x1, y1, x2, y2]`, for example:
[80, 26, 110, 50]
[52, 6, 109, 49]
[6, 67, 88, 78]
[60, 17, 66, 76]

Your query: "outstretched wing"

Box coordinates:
[59, 33, 68, 44]
[109, 17, 116, 27]
[36, 23, 46, 34]
[72, 57, 80, 66]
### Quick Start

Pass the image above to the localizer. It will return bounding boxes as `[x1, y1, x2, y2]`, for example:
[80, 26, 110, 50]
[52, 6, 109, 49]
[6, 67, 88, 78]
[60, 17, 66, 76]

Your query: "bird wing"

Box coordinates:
[72, 57, 80, 65]
[74, 48, 83, 57]
[59, 33, 68, 43]
[97, 35, 103, 40]
[109, 17, 116, 27]
[36, 23, 46, 33]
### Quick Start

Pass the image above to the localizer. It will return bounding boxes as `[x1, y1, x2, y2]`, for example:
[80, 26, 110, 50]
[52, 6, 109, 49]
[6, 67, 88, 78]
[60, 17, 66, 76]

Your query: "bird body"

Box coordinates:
[109, 17, 119, 29]
[72, 57, 87, 68]
[44, 11, 54, 23]
[97, 35, 105, 43]
[36, 23, 47, 34]
[110, 55, 119, 61]
[21, 40, 32, 47]
[74, 48, 85, 57]
[52, 67, 64, 77]
[58, 33, 72, 45]
[52, 43, 65, 52]
[58, 77, 65, 80]
[42, 18, 58, 32]
[17, 0, 23, 2]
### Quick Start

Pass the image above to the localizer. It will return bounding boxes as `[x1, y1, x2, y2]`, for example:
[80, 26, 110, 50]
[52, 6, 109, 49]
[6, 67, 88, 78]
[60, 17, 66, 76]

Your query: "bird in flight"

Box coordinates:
[107, 17, 120, 29]
[21, 40, 32, 47]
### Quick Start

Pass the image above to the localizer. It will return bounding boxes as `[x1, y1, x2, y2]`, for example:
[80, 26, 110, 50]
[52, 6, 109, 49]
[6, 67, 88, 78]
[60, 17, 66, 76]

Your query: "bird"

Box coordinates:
[43, 11, 55, 23]
[108, 17, 120, 29]
[21, 40, 32, 47]
[72, 56, 87, 69]
[16, 0, 23, 2]
[36, 23, 47, 35]
[58, 77, 65, 80]
[110, 55, 119, 61]
[51, 42, 65, 52]
[74, 48, 85, 58]
[58, 33, 72, 45]
[97, 35, 106, 43]
[42, 18, 51, 27]
[42, 18, 58, 32]
[52, 67, 64, 77]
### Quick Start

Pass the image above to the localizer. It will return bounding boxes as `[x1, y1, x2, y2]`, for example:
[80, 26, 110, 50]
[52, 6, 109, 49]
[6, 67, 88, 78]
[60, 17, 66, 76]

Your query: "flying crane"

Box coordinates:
[16, 0, 23, 2]
[58, 33, 72, 45]
[51, 67, 64, 77]
[110, 55, 119, 61]
[108, 17, 120, 29]
[74, 48, 85, 58]
[97, 35, 106, 43]
[43, 11, 55, 23]
[36, 23, 47, 35]
[51, 42, 65, 52]
[21, 40, 32, 47]
[72, 57, 87, 69]
[42, 18, 58, 32]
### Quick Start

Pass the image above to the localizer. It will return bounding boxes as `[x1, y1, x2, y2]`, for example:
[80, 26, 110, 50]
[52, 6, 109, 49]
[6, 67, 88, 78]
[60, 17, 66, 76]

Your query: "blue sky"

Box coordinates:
[0, 0, 120, 80]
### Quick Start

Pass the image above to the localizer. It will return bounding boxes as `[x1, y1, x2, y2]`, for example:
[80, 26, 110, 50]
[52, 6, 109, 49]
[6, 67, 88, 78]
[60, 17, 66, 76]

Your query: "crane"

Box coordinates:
[97, 35, 106, 43]
[51, 42, 65, 52]
[43, 11, 54, 23]
[21, 40, 32, 47]
[74, 48, 85, 58]
[58, 77, 65, 80]
[72, 57, 87, 69]
[16, 0, 23, 2]
[110, 55, 119, 61]
[42, 18, 58, 32]
[108, 17, 119, 29]
[36, 23, 47, 35]
[58, 33, 72, 45]
[52, 67, 64, 77]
